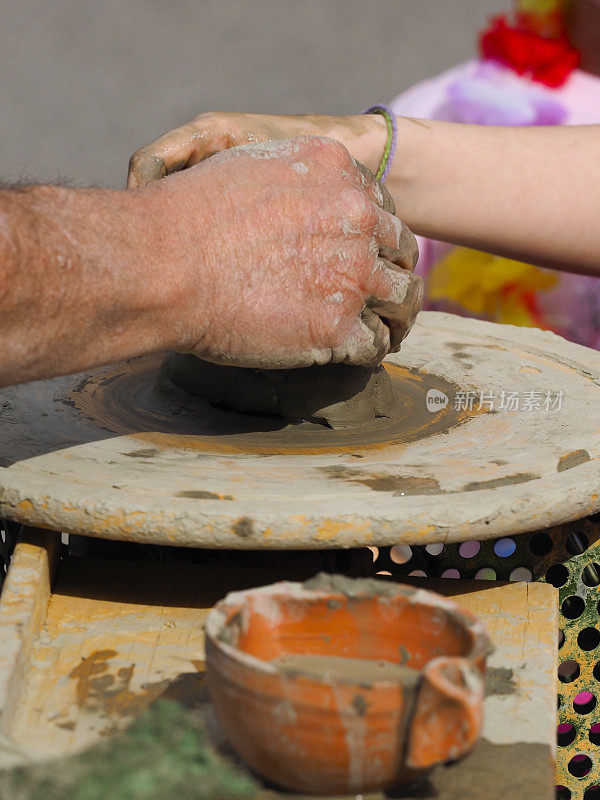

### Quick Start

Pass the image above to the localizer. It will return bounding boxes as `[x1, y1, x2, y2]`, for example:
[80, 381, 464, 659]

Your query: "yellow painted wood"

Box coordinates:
[0, 539, 557, 797]
[0, 528, 59, 768]
[404, 577, 558, 750]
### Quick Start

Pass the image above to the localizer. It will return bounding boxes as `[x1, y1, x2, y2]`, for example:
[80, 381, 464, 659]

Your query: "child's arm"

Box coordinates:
[128, 112, 600, 274]
[385, 118, 600, 274]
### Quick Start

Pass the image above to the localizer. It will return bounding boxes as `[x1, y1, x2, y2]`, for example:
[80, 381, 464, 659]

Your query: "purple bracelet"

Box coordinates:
[362, 104, 398, 182]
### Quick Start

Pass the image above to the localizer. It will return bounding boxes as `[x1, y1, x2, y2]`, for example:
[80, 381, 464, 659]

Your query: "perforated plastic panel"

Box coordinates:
[370, 517, 600, 800]
[0, 518, 19, 595]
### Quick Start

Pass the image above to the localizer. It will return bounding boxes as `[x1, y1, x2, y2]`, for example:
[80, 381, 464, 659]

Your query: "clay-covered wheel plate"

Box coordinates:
[1, 312, 599, 548]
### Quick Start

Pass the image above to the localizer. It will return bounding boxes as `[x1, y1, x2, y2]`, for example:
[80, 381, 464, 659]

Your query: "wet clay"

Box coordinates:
[161, 353, 397, 429]
[271, 654, 420, 685]
[303, 571, 416, 597]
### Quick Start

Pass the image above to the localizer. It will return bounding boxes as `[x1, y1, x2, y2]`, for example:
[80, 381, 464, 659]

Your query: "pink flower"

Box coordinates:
[444, 61, 567, 125]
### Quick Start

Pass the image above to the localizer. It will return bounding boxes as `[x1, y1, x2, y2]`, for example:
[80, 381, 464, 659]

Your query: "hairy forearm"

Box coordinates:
[384, 118, 600, 274]
[0, 185, 188, 387]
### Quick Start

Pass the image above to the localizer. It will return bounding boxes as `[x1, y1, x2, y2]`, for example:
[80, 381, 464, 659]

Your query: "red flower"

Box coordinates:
[480, 15, 580, 87]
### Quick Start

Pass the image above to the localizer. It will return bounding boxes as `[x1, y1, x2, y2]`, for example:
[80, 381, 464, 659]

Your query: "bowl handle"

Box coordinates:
[405, 656, 484, 770]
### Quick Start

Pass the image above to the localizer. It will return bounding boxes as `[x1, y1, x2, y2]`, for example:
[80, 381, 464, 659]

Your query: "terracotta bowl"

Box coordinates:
[205, 573, 492, 796]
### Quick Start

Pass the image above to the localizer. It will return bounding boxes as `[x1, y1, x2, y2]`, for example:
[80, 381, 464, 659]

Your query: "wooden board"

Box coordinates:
[0, 529, 558, 798]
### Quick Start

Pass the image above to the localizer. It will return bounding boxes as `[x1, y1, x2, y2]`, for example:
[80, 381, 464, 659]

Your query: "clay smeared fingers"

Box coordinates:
[127, 154, 167, 189]
[127, 122, 218, 189]
[333, 307, 391, 367]
[386, 275, 424, 350]
[351, 157, 396, 214]
[365, 259, 424, 351]
[128, 128, 191, 188]
[373, 205, 419, 272]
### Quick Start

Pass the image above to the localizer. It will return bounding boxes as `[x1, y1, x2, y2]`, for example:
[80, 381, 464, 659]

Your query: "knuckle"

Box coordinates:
[336, 189, 376, 232]
[303, 135, 349, 164]
[323, 136, 351, 164]
[193, 110, 218, 124]
[355, 194, 378, 230]
[377, 215, 404, 255]
[408, 229, 420, 268]
[380, 183, 396, 214]
[192, 110, 225, 137]
[296, 134, 325, 151]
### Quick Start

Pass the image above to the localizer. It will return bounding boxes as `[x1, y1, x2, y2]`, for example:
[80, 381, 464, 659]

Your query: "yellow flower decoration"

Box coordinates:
[427, 247, 558, 328]
[518, 0, 567, 14]
[515, 0, 572, 36]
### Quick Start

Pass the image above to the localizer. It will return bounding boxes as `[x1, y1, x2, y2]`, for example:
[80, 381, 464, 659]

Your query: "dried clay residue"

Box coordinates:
[485, 667, 517, 697]
[321, 465, 444, 496]
[557, 449, 590, 472]
[303, 571, 416, 598]
[271, 653, 420, 688]
[69, 650, 170, 726]
[462, 472, 538, 492]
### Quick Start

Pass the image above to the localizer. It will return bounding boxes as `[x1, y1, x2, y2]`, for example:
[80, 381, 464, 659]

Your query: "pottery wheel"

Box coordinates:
[1, 311, 600, 549]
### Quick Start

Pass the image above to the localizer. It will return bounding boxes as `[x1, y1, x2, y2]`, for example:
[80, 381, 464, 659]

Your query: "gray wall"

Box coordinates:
[0, 0, 506, 188]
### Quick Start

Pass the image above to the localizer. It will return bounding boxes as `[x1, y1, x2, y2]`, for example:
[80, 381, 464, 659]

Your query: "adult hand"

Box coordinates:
[128, 112, 386, 188]
[140, 135, 421, 369]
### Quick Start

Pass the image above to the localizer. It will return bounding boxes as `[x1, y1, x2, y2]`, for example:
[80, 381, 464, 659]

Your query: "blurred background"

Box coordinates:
[0, 0, 505, 188]
[2, 0, 599, 346]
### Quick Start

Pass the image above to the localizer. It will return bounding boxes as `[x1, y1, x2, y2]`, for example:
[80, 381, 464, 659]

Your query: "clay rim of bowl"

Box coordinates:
[205, 577, 493, 686]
